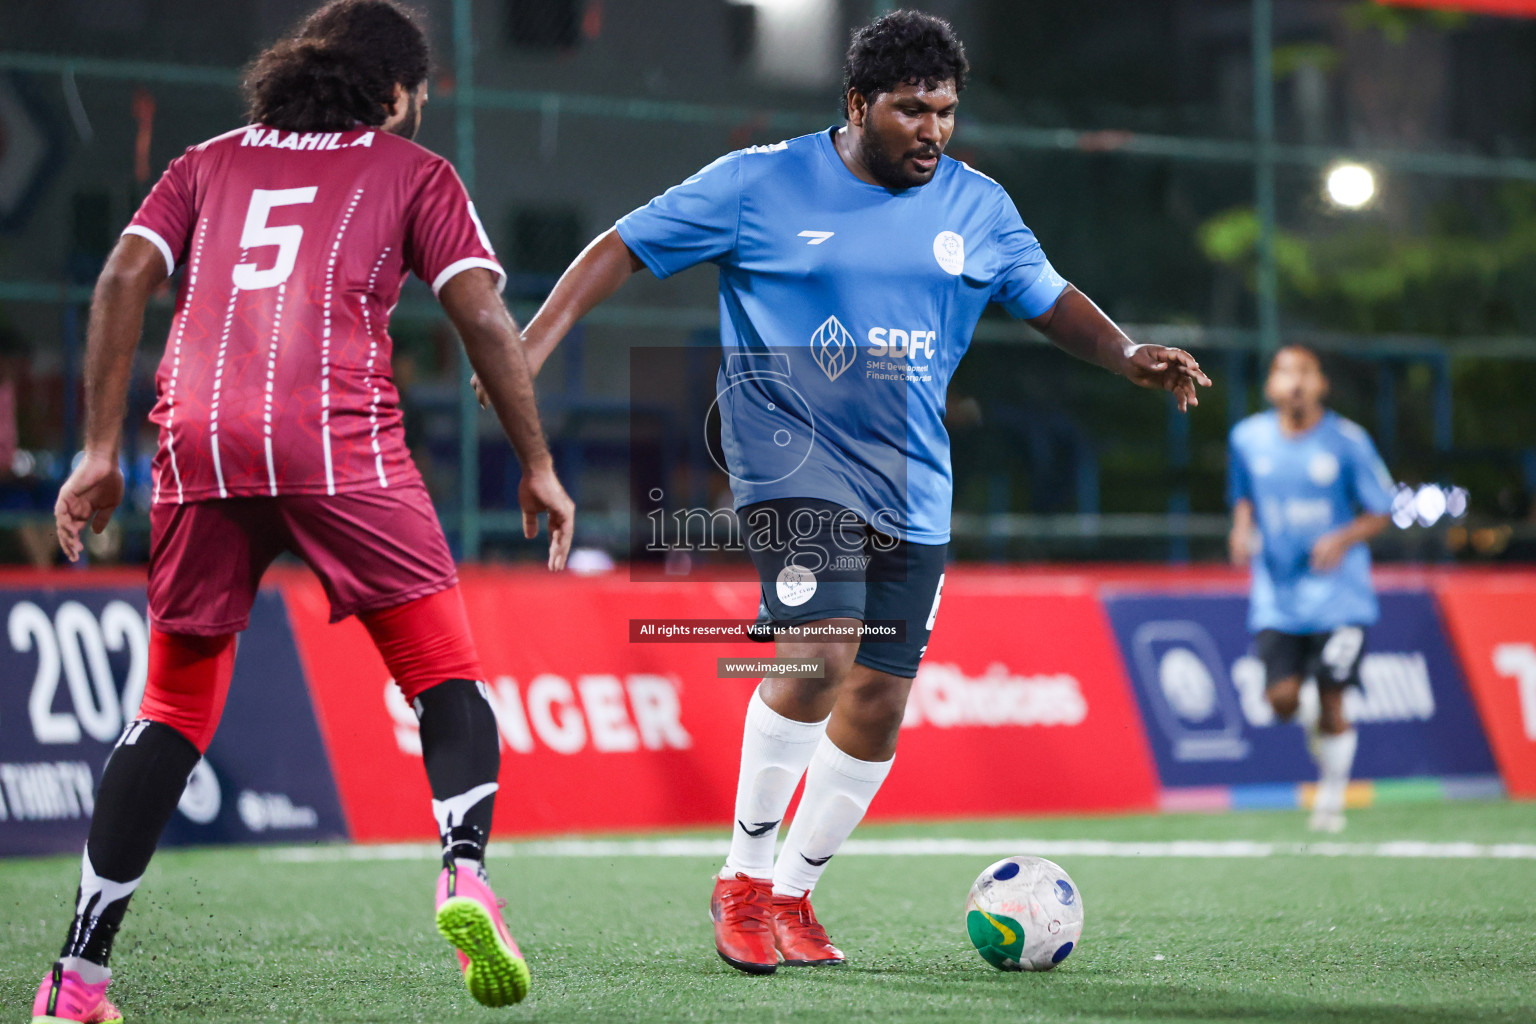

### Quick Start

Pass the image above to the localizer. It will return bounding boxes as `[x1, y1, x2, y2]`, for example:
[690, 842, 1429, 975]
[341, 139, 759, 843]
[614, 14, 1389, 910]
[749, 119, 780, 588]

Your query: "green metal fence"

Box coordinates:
[1, 0, 1533, 561]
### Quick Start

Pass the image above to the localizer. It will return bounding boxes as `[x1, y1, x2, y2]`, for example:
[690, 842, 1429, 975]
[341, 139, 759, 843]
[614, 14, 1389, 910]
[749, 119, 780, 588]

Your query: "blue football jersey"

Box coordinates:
[1228, 410, 1395, 633]
[615, 129, 1066, 543]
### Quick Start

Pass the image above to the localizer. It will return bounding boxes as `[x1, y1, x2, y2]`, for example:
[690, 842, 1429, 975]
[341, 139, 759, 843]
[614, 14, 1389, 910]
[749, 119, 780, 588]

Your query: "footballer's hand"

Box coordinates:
[519, 462, 575, 572]
[470, 373, 490, 410]
[54, 452, 123, 563]
[1310, 530, 1352, 572]
[1228, 527, 1255, 567]
[1124, 345, 1212, 413]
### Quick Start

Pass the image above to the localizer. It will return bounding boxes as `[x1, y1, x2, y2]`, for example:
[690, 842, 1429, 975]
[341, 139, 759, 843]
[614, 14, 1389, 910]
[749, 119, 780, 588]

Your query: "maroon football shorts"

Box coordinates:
[148, 483, 457, 636]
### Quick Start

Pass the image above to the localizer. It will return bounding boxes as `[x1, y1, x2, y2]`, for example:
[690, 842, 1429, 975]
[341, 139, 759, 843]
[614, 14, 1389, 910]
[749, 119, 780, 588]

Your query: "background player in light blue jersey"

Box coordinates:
[1228, 345, 1394, 832]
[478, 10, 1209, 973]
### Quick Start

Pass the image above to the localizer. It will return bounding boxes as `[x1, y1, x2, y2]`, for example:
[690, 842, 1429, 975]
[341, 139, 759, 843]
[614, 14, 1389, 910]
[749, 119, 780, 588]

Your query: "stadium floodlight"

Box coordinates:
[1414, 484, 1448, 527]
[1325, 163, 1377, 209]
[1391, 483, 1469, 529]
[1391, 484, 1418, 529]
[729, 0, 837, 86]
[1445, 486, 1470, 519]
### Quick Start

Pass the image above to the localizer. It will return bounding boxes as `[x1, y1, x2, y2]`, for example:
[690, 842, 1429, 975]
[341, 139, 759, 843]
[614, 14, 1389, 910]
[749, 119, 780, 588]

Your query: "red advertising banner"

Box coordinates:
[281, 568, 762, 842]
[1434, 573, 1536, 796]
[879, 573, 1158, 819]
[280, 567, 1157, 841]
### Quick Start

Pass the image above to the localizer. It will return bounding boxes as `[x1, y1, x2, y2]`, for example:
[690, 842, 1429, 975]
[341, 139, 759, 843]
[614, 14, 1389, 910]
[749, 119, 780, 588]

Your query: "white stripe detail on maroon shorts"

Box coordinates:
[360, 246, 392, 487]
[321, 189, 364, 495]
[158, 219, 208, 505]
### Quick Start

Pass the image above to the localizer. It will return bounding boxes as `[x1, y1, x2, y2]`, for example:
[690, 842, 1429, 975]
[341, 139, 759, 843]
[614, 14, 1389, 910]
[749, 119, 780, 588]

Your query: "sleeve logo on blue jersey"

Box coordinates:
[932, 231, 966, 276]
[1308, 451, 1340, 486]
[811, 315, 858, 382]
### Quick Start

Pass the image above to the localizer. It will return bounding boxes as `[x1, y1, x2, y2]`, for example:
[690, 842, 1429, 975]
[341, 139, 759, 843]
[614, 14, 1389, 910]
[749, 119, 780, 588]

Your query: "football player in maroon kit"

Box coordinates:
[34, 2, 568, 1019]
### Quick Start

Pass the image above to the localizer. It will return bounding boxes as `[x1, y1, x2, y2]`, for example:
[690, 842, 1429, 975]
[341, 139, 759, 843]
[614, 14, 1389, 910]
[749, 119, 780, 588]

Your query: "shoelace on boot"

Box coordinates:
[719, 875, 772, 931]
[782, 896, 833, 945]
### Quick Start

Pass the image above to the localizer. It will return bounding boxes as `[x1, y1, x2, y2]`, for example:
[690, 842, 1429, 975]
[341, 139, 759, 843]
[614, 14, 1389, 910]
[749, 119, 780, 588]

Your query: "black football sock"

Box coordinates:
[414, 679, 501, 869]
[61, 720, 202, 967]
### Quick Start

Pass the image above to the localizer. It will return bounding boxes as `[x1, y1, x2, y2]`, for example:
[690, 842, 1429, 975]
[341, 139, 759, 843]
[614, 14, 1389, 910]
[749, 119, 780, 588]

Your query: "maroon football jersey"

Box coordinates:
[126, 125, 504, 503]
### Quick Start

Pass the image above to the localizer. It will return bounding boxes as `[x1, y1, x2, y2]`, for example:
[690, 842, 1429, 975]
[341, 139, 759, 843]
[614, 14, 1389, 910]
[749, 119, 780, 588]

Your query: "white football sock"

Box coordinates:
[1314, 729, 1358, 814]
[721, 687, 827, 880]
[1296, 690, 1320, 744]
[454, 856, 488, 881]
[58, 957, 109, 984]
[772, 737, 893, 898]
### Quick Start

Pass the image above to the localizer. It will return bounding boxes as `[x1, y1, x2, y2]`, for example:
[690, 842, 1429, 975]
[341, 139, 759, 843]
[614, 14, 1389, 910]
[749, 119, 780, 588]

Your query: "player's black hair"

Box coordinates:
[243, 0, 429, 132]
[842, 9, 969, 117]
[1270, 343, 1326, 375]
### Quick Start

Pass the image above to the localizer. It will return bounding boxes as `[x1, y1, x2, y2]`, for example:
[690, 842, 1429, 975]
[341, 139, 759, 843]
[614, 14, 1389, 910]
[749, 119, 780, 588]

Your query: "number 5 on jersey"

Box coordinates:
[233, 187, 318, 291]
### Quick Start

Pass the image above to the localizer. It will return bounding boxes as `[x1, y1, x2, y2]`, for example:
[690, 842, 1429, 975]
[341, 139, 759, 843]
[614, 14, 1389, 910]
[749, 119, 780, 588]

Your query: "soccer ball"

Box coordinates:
[964, 856, 1083, 971]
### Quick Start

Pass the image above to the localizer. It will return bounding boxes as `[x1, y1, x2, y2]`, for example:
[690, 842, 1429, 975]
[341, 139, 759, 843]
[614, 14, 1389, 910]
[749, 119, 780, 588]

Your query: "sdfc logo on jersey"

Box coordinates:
[868, 327, 937, 360]
[933, 231, 966, 276]
[811, 315, 857, 382]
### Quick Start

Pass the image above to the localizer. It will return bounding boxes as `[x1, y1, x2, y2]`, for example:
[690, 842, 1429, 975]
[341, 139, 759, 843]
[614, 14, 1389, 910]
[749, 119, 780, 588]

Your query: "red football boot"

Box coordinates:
[710, 873, 778, 975]
[770, 892, 845, 966]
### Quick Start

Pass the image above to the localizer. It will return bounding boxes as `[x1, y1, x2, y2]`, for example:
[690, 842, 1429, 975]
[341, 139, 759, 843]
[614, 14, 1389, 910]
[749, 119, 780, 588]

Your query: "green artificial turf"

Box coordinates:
[3, 801, 1534, 1023]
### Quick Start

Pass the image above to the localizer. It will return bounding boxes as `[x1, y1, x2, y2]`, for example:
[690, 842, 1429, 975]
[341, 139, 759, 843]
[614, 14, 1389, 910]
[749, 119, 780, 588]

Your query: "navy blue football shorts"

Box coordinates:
[742, 497, 946, 679]
[1255, 626, 1367, 692]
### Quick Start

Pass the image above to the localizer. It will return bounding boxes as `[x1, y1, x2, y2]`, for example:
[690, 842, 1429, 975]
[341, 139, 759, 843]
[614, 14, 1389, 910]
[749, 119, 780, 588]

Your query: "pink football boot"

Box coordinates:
[434, 862, 530, 1006]
[31, 962, 123, 1023]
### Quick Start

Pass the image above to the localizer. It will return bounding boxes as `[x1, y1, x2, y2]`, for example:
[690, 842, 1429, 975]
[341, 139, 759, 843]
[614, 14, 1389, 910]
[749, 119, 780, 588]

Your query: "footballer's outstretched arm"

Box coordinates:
[472, 228, 644, 408]
[522, 228, 645, 375]
[440, 267, 576, 571]
[54, 233, 167, 561]
[1230, 498, 1257, 566]
[1027, 284, 1212, 412]
[1311, 511, 1391, 572]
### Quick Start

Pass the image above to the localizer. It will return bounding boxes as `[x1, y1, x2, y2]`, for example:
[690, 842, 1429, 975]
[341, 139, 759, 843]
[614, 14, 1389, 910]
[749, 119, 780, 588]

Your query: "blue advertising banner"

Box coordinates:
[1101, 589, 1497, 789]
[0, 587, 346, 856]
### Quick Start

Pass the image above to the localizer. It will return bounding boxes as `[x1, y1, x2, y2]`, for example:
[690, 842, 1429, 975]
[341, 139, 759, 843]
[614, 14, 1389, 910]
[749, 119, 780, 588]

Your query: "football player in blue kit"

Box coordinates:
[1228, 345, 1394, 833]
[478, 10, 1210, 972]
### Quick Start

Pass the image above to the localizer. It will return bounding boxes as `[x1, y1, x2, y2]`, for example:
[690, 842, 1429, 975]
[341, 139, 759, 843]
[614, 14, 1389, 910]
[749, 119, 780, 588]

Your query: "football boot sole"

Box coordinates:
[436, 896, 532, 1006]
